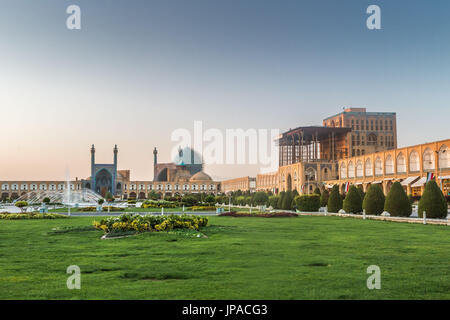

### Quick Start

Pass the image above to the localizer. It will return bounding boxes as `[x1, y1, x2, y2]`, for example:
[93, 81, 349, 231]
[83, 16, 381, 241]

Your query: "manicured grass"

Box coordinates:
[48, 207, 185, 213]
[0, 216, 449, 299]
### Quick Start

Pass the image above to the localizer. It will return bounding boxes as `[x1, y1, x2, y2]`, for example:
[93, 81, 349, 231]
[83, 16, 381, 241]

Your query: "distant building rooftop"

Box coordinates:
[323, 107, 396, 121]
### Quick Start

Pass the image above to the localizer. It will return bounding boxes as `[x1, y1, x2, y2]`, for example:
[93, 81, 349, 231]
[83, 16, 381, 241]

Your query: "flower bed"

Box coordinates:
[0, 212, 68, 220]
[190, 206, 216, 211]
[93, 213, 208, 234]
[141, 200, 178, 208]
[218, 211, 298, 218]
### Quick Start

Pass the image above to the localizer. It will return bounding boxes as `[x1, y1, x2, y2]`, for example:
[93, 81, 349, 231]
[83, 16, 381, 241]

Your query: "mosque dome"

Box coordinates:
[173, 147, 202, 166]
[190, 171, 212, 182]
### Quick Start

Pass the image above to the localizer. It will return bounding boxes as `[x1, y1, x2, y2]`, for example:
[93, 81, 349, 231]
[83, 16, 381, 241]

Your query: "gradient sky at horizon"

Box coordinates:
[1, 0, 449, 181]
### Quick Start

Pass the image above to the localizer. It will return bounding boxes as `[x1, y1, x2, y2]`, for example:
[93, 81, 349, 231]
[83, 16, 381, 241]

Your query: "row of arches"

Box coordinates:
[1, 183, 80, 191]
[340, 146, 449, 179]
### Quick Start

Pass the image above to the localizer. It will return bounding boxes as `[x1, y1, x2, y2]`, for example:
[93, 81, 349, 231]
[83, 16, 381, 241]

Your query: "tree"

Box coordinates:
[15, 201, 28, 213]
[253, 192, 269, 206]
[98, 199, 105, 205]
[313, 187, 321, 196]
[105, 191, 114, 203]
[43, 197, 51, 205]
[384, 182, 411, 217]
[282, 191, 293, 210]
[204, 194, 216, 205]
[320, 189, 329, 207]
[277, 191, 285, 209]
[268, 195, 279, 209]
[357, 188, 365, 203]
[148, 191, 160, 200]
[295, 194, 320, 212]
[327, 185, 342, 213]
[418, 180, 447, 219]
[182, 195, 198, 207]
[343, 185, 363, 214]
[362, 184, 385, 215]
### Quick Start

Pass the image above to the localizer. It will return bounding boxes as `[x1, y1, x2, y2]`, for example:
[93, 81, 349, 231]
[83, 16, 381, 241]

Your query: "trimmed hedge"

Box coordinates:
[327, 185, 342, 213]
[343, 185, 363, 214]
[362, 184, 385, 216]
[320, 189, 329, 207]
[295, 194, 320, 212]
[418, 180, 447, 219]
[384, 182, 411, 217]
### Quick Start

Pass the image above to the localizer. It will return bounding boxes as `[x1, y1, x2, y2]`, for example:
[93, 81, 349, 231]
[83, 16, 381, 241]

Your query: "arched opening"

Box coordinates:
[409, 150, 420, 172]
[116, 182, 122, 191]
[356, 161, 363, 178]
[1, 193, 8, 200]
[95, 169, 113, 197]
[385, 155, 394, 174]
[367, 133, 377, 146]
[129, 192, 137, 199]
[439, 145, 449, 169]
[365, 158, 373, 177]
[423, 148, 435, 171]
[396, 153, 406, 173]
[375, 157, 383, 176]
[138, 192, 146, 199]
[348, 161, 355, 178]
[340, 162, 347, 179]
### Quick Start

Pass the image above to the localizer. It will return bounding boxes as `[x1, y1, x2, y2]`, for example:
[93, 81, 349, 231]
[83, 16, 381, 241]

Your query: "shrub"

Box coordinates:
[418, 180, 447, 219]
[105, 192, 114, 202]
[181, 195, 198, 207]
[343, 186, 363, 214]
[384, 182, 411, 217]
[362, 184, 385, 215]
[320, 189, 329, 207]
[43, 197, 51, 205]
[102, 206, 125, 212]
[268, 195, 279, 209]
[204, 195, 216, 205]
[0, 212, 68, 220]
[277, 191, 285, 209]
[98, 199, 104, 205]
[295, 194, 320, 212]
[15, 201, 28, 213]
[93, 214, 208, 234]
[253, 192, 269, 206]
[327, 185, 342, 213]
[281, 191, 293, 210]
[357, 188, 365, 202]
[313, 187, 321, 195]
[191, 206, 216, 211]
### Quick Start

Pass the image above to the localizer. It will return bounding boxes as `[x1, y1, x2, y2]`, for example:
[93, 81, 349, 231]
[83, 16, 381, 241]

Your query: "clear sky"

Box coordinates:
[1, 0, 449, 181]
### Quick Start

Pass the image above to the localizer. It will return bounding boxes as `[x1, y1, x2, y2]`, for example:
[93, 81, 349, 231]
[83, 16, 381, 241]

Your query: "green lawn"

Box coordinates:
[0, 216, 448, 299]
[48, 207, 191, 213]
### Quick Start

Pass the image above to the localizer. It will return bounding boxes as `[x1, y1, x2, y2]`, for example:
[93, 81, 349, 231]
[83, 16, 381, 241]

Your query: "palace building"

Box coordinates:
[0, 146, 221, 201]
[222, 107, 450, 197]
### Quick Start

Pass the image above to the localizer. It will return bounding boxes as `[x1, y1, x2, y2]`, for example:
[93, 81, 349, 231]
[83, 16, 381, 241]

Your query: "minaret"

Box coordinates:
[113, 145, 118, 194]
[153, 147, 158, 181]
[90, 144, 95, 191]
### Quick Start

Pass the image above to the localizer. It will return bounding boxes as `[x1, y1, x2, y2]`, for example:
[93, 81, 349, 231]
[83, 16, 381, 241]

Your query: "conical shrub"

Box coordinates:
[418, 180, 447, 218]
[343, 185, 363, 214]
[362, 184, 385, 215]
[320, 189, 329, 207]
[384, 182, 411, 217]
[327, 185, 342, 213]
